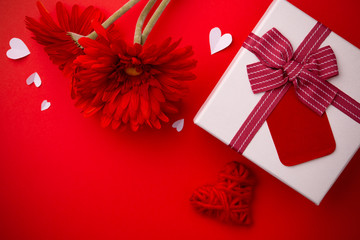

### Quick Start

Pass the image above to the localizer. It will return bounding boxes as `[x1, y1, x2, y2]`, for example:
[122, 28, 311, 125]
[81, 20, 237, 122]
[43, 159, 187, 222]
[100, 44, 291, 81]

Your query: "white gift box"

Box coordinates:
[194, 0, 360, 205]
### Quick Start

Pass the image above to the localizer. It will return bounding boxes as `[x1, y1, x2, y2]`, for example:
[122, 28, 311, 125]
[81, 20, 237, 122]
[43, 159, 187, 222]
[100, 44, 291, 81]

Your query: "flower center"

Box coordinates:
[124, 67, 143, 76]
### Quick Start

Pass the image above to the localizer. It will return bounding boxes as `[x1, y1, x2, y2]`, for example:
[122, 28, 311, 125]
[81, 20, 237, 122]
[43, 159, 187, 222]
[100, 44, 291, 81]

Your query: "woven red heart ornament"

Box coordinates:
[190, 162, 256, 225]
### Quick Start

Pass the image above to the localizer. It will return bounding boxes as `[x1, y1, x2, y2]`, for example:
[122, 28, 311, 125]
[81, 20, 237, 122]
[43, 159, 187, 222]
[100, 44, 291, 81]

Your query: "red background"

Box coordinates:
[1, 0, 360, 239]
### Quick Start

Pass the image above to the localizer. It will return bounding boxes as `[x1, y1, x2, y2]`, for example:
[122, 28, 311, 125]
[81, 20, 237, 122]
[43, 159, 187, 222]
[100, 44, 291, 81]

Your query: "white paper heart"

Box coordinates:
[6, 38, 31, 60]
[41, 100, 51, 111]
[26, 72, 42, 87]
[172, 119, 184, 132]
[209, 27, 232, 55]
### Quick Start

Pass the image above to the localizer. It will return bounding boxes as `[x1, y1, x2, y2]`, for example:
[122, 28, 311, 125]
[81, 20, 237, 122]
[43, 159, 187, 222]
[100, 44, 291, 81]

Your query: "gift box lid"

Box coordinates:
[194, 0, 360, 205]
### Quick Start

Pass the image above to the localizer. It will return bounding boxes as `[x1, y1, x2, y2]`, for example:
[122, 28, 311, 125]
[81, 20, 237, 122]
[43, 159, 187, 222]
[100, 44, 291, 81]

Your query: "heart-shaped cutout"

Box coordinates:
[26, 72, 42, 87]
[190, 161, 256, 225]
[172, 119, 184, 132]
[6, 38, 31, 60]
[41, 100, 51, 111]
[209, 27, 232, 55]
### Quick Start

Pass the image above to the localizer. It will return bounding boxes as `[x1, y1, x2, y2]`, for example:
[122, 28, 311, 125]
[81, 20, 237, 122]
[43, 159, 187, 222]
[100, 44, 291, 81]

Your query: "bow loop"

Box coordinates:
[265, 28, 294, 63]
[247, 62, 286, 93]
[243, 28, 293, 69]
[305, 46, 338, 80]
[297, 70, 338, 115]
[243, 26, 339, 115]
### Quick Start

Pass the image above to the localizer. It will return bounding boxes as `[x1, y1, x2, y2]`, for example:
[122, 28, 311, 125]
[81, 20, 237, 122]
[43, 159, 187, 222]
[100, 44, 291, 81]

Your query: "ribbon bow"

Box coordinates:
[230, 22, 360, 154]
[244, 27, 338, 115]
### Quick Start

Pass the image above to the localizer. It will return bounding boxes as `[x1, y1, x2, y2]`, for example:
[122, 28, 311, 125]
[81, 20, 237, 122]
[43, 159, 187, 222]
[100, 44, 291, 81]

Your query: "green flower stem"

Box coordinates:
[141, 0, 171, 44]
[134, 0, 157, 44]
[87, 0, 141, 40]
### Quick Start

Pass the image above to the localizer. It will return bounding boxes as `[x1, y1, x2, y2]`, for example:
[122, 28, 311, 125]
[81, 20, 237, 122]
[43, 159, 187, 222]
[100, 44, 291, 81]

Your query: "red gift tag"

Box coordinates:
[266, 86, 336, 166]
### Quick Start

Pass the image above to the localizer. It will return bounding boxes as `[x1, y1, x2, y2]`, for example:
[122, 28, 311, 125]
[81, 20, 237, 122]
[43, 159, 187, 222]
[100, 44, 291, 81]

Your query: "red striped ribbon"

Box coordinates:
[230, 22, 360, 153]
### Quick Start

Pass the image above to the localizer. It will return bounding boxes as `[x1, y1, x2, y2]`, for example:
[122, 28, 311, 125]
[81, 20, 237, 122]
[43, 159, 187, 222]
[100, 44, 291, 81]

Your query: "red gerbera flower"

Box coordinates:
[73, 23, 197, 131]
[26, 1, 106, 75]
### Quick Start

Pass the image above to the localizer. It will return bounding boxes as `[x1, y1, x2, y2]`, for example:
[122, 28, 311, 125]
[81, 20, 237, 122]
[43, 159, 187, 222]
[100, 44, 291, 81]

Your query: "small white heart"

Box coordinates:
[26, 72, 42, 87]
[209, 27, 232, 55]
[172, 119, 184, 132]
[6, 38, 31, 60]
[41, 100, 51, 111]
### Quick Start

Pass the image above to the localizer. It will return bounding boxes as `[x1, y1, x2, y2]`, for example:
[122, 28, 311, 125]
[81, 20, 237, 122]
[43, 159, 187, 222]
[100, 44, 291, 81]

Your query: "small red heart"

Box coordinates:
[190, 161, 256, 225]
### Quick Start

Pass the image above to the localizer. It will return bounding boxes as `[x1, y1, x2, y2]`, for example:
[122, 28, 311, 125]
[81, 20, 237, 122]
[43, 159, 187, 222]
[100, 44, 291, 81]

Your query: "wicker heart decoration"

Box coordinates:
[190, 161, 256, 225]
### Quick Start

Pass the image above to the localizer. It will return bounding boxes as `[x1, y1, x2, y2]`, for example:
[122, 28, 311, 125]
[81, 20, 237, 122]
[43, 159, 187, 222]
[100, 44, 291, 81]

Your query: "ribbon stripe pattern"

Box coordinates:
[230, 22, 360, 153]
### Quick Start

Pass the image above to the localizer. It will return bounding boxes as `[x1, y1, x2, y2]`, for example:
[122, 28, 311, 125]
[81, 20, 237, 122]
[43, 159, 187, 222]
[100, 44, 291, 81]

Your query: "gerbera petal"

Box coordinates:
[161, 102, 178, 114]
[56, 2, 70, 30]
[155, 74, 181, 87]
[71, 4, 80, 32]
[157, 111, 169, 123]
[150, 93, 160, 115]
[155, 38, 181, 59]
[172, 72, 197, 80]
[137, 111, 145, 125]
[78, 6, 97, 33]
[111, 119, 121, 130]
[122, 109, 130, 124]
[36, 1, 59, 30]
[110, 39, 127, 55]
[148, 77, 162, 88]
[130, 121, 140, 131]
[159, 59, 197, 70]
[104, 92, 122, 117]
[139, 44, 158, 60]
[129, 88, 140, 119]
[101, 114, 112, 128]
[79, 37, 111, 52]
[92, 20, 109, 40]
[102, 82, 120, 102]
[150, 87, 165, 103]
[83, 105, 102, 117]
[91, 88, 105, 105]
[155, 46, 193, 65]
[162, 93, 180, 102]
[140, 96, 150, 120]
[150, 113, 161, 129]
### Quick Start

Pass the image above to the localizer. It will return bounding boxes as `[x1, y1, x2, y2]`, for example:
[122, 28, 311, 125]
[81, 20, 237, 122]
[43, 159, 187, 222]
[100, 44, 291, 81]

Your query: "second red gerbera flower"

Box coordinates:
[26, 1, 106, 75]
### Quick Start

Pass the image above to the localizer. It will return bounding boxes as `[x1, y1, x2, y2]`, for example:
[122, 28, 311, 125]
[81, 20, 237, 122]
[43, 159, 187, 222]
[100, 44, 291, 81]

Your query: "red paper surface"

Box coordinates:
[0, 0, 360, 239]
[267, 86, 336, 166]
